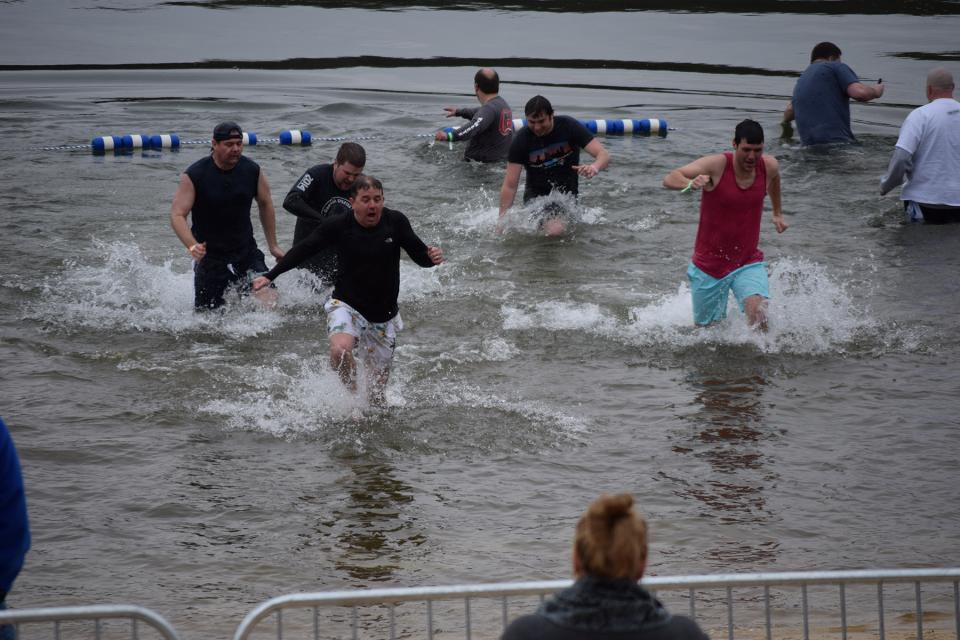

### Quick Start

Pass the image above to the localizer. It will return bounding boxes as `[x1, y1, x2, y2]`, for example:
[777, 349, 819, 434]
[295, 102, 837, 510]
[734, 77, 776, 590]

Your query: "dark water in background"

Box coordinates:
[1, 0, 959, 637]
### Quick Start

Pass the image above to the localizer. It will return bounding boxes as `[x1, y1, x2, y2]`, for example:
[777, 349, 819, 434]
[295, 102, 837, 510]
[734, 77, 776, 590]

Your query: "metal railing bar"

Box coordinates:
[313, 605, 319, 640]
[0, 607, 178, 640]
[915, 581, 923, 640]
[688, 587, 695, 620]
[726, 586, 733, 640]
[802, 584, 809, 640]
[878, 581, 886, 640]
[953, 581, 959, 640]
[351, 605, 358, 640]
[427, 598, 434, 640]
[500, 596, 507, 630]
[389, 603, 396, 640]
[276, 607, 282, 640]
[465, 596, 471, 640]
[764, 585, 771, 640]
[840, 582, 847, 640]
[95, 617, 102, 640]
[227, 568, 960, 640]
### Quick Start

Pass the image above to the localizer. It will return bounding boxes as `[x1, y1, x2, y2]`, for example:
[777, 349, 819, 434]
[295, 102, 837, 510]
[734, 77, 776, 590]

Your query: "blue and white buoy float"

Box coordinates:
[74, 117, 670, 154]
[439, 117, 670, 139]
[87, 129, 313, 153]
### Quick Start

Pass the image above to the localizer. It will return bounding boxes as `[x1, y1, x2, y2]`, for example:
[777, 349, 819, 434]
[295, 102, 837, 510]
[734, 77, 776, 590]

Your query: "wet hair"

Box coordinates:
[335, 142, 366, 168]
[734, 119, 764, 145]
[349, 175, 383, 197]
[574, 494, 648, 580]
[927, 67, 955, 92]
[810, 42, 842, 63]
[525, 95, 554, 118]
[475, 68, 500, 94]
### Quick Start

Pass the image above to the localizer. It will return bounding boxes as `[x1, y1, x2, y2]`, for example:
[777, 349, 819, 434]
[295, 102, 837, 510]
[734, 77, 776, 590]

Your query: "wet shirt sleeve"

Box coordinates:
[507, 129, 528, 165]
[395, 212, 434, 267]
[569, 117, 595, 149]
[836, 62, 861, 92]
[264, 214, 340, 280]
[453, 103, 494, 141]
[283, 165, 324, 221]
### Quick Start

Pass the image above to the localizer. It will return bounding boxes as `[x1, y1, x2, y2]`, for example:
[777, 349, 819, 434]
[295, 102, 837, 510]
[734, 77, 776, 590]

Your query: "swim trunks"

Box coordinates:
[324, 298, 403, 373]
[193, 247, 269, 309]
[687, 261, 769, 326]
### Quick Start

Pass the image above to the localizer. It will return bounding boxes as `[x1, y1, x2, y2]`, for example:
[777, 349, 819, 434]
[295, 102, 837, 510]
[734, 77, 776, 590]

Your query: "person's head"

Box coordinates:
[810, 42, 842, 63]
[926, 67, 955, 101]
[474, 68, 500, 96]
[525, 95, 555, 137]
[732, 118, 765, 171]
[573, 494, 648, 581]
[211, 121, 243, 169]
[349, 175, 384, 228]
[333, 142, 366, 191]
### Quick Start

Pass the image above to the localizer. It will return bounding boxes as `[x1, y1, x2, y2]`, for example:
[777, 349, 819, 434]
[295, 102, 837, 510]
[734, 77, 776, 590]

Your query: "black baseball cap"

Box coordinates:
[212, 121, 243, 141]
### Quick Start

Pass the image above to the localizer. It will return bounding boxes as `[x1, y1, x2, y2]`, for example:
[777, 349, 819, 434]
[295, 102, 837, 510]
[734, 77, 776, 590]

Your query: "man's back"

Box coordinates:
[897, 98, 960, 206]
[793, 61, 860, 145]
[460, 95, 514, 162]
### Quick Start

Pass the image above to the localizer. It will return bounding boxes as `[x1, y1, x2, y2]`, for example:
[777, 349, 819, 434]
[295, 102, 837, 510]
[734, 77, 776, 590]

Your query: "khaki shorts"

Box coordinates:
[324, 298, 403, 372]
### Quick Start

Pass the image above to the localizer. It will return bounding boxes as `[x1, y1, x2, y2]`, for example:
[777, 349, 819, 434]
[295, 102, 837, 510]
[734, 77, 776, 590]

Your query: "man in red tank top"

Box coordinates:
[663, 120, 788, 331]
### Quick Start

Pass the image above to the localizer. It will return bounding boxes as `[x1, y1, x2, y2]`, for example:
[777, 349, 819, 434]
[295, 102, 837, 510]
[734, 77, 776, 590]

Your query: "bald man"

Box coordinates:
[881, 67, 960, 223]
[435, 67, 514, 162]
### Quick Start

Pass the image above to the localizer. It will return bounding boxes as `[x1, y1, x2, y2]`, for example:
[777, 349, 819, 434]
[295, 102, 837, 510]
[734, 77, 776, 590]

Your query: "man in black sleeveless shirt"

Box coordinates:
[170, 121, 285, 309]
[283, 142, 365, 285]
[254, 176, 443, 405]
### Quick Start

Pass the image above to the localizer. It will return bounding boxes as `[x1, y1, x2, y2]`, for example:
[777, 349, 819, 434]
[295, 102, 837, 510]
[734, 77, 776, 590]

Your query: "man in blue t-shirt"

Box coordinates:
[783, 42, 884, 145]
[499, 95, 610, 236]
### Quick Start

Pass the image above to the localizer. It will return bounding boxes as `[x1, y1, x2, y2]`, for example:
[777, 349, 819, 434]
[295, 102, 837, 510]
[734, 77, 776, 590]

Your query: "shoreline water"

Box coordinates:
[2, 2, 959, 638]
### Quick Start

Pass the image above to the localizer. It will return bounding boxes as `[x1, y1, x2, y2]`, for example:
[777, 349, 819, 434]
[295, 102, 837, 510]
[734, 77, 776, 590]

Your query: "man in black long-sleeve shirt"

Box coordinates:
[254, 176, 443, 404]
[283, 142, 366, 285]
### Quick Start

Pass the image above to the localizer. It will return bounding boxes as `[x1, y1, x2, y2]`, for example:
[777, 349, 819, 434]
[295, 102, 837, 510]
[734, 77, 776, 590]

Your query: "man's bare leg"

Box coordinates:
[329, 332, 358, 391]
[744, 295, 769, 332]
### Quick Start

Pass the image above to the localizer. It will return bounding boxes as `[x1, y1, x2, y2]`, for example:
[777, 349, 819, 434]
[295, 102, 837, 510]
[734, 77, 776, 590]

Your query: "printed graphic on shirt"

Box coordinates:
[295, 173, 313, 191]
[528, 141, 574, 168]
[321, 196, 351, 217]
[499, 109, 513, 136]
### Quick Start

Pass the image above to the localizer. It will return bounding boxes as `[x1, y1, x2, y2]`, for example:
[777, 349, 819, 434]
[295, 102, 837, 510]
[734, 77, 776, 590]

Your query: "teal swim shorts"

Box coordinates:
[687, 261, 769, 326]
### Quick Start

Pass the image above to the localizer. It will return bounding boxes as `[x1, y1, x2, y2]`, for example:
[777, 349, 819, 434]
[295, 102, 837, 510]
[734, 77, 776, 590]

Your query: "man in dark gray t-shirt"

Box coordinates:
[435, 67, 514, 162]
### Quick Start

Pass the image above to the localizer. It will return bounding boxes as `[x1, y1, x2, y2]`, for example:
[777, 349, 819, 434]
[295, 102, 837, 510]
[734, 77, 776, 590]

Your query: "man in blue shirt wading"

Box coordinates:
[783, 41, 884, 145]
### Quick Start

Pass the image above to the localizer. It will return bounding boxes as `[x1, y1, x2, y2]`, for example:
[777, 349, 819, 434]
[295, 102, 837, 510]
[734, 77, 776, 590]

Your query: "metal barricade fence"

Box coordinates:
[233, 568, 960, 640]
[0, 604, 180, 640]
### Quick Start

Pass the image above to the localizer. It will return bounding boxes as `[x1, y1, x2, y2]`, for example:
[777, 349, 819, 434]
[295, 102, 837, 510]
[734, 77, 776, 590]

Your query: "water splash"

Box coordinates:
[199, 353, 365, 437]
[21, 239, 326, 338]
[501, 257, 910, 355]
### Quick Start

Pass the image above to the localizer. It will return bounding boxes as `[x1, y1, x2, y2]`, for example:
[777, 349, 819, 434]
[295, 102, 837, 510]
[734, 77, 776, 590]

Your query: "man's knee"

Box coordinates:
[329, 333, 356, 363]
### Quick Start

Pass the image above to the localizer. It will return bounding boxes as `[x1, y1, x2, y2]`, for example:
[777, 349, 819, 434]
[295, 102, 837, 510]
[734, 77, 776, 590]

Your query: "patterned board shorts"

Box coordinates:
[323, 298, 403, 372]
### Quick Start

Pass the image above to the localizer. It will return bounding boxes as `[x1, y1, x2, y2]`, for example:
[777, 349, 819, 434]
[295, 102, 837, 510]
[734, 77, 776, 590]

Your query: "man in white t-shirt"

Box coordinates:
[881, 67, 960, 224]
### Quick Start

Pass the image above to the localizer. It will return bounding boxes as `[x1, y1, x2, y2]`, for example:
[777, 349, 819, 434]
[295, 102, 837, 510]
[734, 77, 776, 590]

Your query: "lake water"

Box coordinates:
[1, 1, 958, 637]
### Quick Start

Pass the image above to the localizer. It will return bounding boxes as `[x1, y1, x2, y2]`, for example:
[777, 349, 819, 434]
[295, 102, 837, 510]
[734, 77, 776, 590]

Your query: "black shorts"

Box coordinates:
[193, 247, 269, 310]
[909, 202, 960, 225]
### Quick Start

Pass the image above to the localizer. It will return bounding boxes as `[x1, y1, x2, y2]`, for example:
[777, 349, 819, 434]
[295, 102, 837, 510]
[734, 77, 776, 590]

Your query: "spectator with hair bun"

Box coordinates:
[501, 493, 709, 640]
